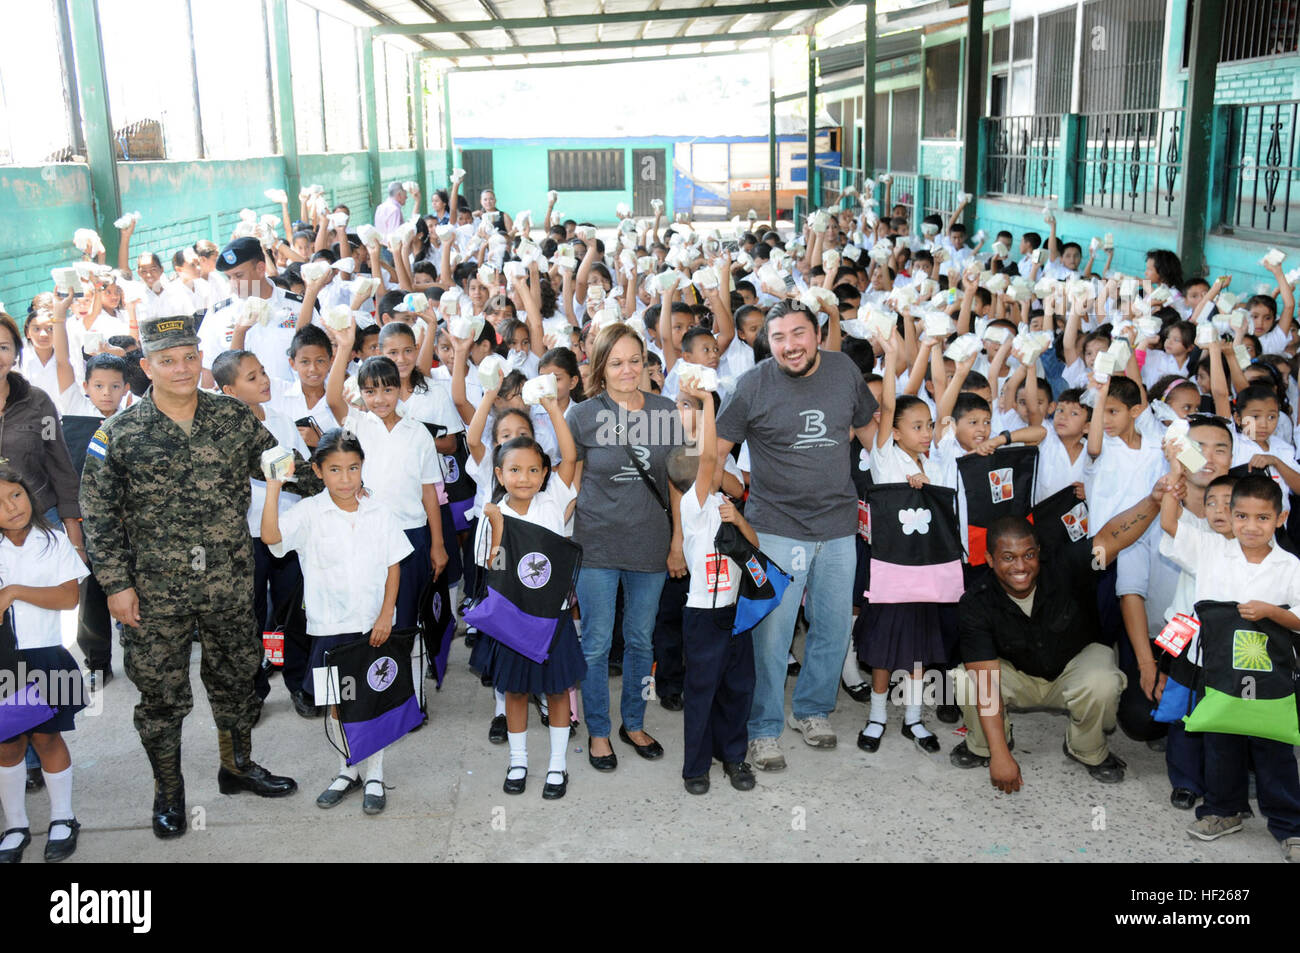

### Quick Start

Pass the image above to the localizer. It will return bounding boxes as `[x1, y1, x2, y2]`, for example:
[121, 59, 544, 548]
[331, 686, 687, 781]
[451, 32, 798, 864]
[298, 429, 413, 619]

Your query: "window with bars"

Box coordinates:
[874, 92, 890, 170]
[992, 26, 1011, 64]
[1012, 18, 1034, 60]
[922, 42, 961, 139]
[548, 149, 625, 191]
[1035, 7, 1076, 115]
[1183, 0, 1300, 64]
[1080, 0, 1164, 112]
[892, 88, 920, 172]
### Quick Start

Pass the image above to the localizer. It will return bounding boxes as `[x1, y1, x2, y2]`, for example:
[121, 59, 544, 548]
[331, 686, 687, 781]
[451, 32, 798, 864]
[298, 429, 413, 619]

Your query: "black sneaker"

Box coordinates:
[723, 761, 756, 791]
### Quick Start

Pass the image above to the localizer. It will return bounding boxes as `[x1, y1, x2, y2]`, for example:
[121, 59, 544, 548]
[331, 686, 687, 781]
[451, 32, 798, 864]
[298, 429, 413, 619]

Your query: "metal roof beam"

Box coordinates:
[373, 0, 849, 37]
[339, 0, 436, 49]
[446, 46, 765, 74]
[415, 29, 790, 60]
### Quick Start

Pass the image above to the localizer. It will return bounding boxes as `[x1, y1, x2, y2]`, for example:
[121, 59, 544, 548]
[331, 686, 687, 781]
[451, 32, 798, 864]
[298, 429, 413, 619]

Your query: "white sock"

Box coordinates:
[43, 766, 74, 838]
[842, 641, 863, 685]
[507, 731, 527, 779]
[573, 616, 582, 638]
[0, 762, 28, 849]
[329, 754, 359, 792]
[450, 583, 463, 618]
[903, 680, 933, 738]
[361, 750, 384, 784]
[864, 691, 888, 739]
[493, 689, 506, 718]
[547, 725, 569, 776]
[788, 651, 798, 665]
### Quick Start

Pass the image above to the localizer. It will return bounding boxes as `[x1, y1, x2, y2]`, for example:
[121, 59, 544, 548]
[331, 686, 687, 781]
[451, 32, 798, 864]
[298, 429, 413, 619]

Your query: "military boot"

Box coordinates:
[216, 727, 298, 797]
[146, 747, 187, 839]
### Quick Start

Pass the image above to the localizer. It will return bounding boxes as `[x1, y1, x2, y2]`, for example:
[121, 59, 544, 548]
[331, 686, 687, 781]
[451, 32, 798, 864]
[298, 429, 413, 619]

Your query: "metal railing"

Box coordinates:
[1225, 99, 1300, 236]
[1076, 108, 1183, 219]
[983, 114, 1060, 201]
[923, 177, 963, 221]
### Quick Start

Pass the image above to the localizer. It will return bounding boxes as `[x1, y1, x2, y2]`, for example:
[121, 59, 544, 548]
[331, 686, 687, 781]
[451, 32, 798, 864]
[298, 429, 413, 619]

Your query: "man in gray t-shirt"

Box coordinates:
[716, 302, 877, 768]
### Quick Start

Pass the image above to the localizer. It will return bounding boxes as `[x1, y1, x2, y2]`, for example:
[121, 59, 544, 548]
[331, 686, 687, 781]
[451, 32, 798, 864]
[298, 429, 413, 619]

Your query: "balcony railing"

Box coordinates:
[983, 114, 1061, 201]
[1075, 108, 1183, 220]
[1224, 99, 1300, 236]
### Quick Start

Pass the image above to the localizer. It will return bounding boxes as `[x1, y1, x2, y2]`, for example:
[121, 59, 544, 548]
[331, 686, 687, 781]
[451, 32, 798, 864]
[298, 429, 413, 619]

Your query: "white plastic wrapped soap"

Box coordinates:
[82, 331, 102, 354]
[521, 373, 558, 405]
[323, 304, 352, 331]
[477, 353, 508, 389]
[244, 297, 272, 327]
[402, 292, 428, 313]
[113, 211, 141, 230]
[1263, 248, 1287, 267]
[1195, 321, 1218, 346]
[923, 311, 954, 339]
[991, 241, 1009, 257]
[449, 316, 474, 339]
[51, 267, 77, 294]
[822, 249, 841, 272]
[676, 361, 720, 393]
[301, 261, 331, 283]
[261, 446, 295, 482]
[944, 333, 981, 363]
[693, 267, 719, 291]
[656, 270, 681, 293]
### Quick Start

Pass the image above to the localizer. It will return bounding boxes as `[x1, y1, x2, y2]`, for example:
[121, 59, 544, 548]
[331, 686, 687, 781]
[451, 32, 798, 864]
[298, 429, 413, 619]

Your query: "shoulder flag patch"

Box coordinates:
[86, 428, 109, 461]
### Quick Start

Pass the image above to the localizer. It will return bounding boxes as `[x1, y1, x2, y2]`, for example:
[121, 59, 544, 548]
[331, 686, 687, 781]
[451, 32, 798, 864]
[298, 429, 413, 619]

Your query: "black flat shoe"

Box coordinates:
[362, 779, 387, 814]
[787, 659, 802, 677]
[26, 767, 43, 792]
[1170, 788, 1199, 810]
[464, 629, 479, 649]
[659, 692, 684, 712]
[1063, 739, 1127, 783]
[292, 689, 321, 719]
[609, 660, 623, 678]
[503, 767, 527, 795]
[684, 774, 710, 794]
[587, 737, 618, 772]
[0, 828, 30, 863]
[949, 731, 1015, 769]
[44, 819, 80, 863]
[618, 724, 664, 760]
[841, 680, 871, 703]
[902, 722, 941, 753]
[316, 775, 362, 809]
[936, 704, 961, 724]
[857, 722, 886, 753]
[489, 714, 508, 744]
[542, 770, 568, 800]
[723, 761, 756, 791]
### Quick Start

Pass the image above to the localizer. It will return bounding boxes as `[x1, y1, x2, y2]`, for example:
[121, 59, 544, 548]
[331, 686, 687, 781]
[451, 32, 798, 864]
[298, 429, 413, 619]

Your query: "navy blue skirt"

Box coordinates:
[396, 525, 433, 629]
[1, 646, 85, 740]
[856, 602, 950, 673]
[477, 616, 586, 696]
[307, 632, 367, 679]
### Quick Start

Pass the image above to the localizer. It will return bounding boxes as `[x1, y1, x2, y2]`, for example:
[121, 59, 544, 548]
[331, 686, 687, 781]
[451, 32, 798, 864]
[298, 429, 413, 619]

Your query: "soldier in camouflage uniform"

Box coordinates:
[80, 314, 322, 839]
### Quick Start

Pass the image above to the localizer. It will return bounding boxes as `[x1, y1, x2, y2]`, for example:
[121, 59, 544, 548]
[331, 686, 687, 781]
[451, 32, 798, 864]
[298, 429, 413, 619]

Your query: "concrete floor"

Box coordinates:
[12, 616, 1290, 863]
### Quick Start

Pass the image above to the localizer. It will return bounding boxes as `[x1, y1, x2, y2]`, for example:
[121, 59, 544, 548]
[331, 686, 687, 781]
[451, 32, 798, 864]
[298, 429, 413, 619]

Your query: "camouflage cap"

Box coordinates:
[139, 314, 200, 354]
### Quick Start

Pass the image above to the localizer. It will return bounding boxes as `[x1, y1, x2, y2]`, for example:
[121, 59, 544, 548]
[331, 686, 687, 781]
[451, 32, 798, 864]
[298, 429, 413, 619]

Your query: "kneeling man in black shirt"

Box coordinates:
[951, 516, 1127, 791]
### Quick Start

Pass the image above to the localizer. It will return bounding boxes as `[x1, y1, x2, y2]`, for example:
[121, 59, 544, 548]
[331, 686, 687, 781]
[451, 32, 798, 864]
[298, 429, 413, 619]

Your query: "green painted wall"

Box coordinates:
[0, 164, 94, 316]
[0, 149, 447, 324]
[454, 139, 676, 224]
[974, 197, 1280, 291]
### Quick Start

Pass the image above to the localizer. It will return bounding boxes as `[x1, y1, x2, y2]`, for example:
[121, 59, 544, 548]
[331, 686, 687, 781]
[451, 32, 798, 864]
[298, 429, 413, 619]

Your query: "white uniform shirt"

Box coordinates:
[472, 476, 577, 567]
[0, 529, 89, 649]
[249, 406, 309, 537]
[1160, 518, 1300, 612]
[344, 409, 443, 529]
[270, 492, 413, 636]
[268, 379, 339, 435]
[680, 484, 740, 609]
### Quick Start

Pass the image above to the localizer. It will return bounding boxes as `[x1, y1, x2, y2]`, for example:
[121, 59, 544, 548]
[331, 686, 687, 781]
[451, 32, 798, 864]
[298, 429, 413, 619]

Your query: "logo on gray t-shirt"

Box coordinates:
[791, 409, 839, 449]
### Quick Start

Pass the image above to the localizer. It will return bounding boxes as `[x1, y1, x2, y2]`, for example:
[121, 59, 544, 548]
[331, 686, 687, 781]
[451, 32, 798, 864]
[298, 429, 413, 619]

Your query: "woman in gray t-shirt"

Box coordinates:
[567, 323, 685, 770]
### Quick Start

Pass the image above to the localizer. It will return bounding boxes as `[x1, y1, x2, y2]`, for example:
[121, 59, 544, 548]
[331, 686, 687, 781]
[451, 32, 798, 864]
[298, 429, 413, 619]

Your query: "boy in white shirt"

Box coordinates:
[666, 379, 757, 796]
[212, 349, 316, 718]
[1159, 471, 1300, 861]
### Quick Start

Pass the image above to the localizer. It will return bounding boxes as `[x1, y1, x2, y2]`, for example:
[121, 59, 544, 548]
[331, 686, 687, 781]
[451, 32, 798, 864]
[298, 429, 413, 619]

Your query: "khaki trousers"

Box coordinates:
[955, 642, 1127, 766]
